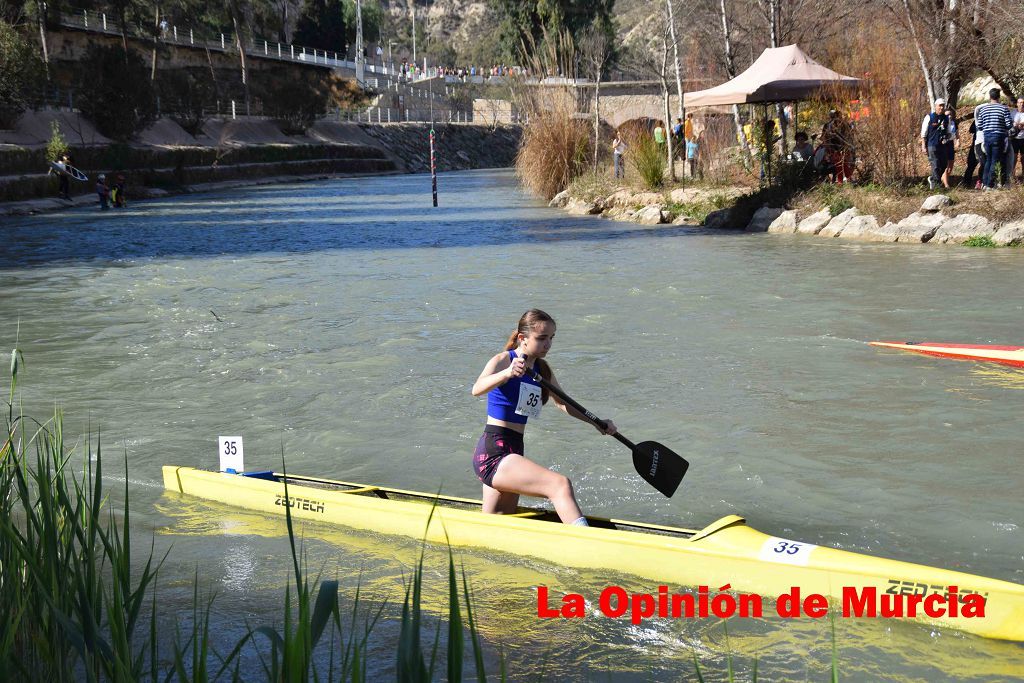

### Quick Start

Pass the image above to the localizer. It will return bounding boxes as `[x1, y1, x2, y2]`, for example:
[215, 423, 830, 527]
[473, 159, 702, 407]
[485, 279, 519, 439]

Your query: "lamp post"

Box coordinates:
[355, 0, 364, 86]
[410, 0, 416, 65]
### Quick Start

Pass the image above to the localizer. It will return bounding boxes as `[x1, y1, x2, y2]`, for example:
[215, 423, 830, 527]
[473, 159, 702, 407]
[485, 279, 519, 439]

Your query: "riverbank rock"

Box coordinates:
[745, 207, 784, 232]
[767, 210, 798, 233]
[604, 189, 664, 209]
[818, 208, 862, 237]
[703, 208, 734, 229]
[993, 220, 1024, 246]
[920, 194, 953, 212]
[635, 205, 666, 224]
[861, 212, 945, 242]
[669, 188, 704, 204]
[668, 186, 745, 206]
[605, 206, 638, 222]
[565, 198, 602, 215]
[837, 214, 880, 239]
[930, 213, 994, 244]
[549, 190, 571, 208]
[796, 208, 832, 235]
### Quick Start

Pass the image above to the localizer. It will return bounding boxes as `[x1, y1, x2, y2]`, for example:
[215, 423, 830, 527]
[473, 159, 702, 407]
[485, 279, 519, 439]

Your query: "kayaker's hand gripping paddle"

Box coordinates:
[522, 359, 688, 497]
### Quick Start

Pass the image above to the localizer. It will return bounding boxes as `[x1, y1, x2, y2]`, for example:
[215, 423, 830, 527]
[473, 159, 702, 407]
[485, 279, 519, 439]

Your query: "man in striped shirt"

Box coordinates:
[974, 88, 1013, 189]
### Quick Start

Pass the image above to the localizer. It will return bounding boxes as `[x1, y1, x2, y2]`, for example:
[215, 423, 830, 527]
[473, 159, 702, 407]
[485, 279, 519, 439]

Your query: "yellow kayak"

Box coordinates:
[162, 466, 1024, 641]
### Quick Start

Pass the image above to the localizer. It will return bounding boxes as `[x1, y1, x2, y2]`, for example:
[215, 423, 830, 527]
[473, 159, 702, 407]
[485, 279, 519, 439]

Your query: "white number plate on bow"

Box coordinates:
[758, 537, 818, 566]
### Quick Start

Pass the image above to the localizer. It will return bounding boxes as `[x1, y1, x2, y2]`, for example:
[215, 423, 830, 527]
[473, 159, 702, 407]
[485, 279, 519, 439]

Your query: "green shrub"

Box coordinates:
[827, 195, 854, 216]
[255, 71, 330, 135]
[962, 235, 996, 248]
[74, 44, 157, 141]
[45, 121, 68, 163]
[629, 132, 665, 189]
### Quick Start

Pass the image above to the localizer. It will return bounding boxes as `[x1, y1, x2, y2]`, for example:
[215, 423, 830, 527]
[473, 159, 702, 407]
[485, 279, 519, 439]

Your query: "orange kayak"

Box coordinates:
[869, 341, 1024, 368]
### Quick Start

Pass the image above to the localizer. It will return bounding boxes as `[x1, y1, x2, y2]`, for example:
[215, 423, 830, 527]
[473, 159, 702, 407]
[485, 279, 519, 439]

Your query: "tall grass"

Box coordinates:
[2, 348, 843, 680]
[0, 350, 500, 681]
[512, 28, 593, 200]
[626, 131, 666, 189]
[515, 92, 592, 200]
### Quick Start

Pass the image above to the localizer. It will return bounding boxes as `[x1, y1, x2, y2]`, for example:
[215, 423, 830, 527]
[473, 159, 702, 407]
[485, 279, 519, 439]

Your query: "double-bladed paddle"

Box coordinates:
[522, 359, 688, 497]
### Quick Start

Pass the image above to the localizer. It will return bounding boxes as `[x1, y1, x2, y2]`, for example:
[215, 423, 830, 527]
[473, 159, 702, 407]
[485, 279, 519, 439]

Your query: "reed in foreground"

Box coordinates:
[0, 348, 505, 681]
[1, 349, 841, 680]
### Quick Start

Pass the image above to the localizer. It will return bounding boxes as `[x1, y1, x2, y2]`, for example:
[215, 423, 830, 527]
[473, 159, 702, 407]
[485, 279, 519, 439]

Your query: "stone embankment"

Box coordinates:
[551, 185, 1024, 246]
[0, 110, 521, 214]
[548, 186, 747, 226]
[745, 194, 1024, 245]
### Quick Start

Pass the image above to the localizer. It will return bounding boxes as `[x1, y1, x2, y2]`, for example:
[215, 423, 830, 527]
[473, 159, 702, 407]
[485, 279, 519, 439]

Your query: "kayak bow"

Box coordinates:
[162, 466, 1024, 641]
[870, 341, 1024, 368]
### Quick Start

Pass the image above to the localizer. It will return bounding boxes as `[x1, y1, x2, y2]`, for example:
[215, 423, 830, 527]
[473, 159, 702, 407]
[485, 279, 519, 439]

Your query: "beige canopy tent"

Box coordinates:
[683, 44, 860, 107]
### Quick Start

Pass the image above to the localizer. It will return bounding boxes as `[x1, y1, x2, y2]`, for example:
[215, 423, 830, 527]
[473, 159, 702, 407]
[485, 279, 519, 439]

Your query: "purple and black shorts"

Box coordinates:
[472, 425, 524, 487]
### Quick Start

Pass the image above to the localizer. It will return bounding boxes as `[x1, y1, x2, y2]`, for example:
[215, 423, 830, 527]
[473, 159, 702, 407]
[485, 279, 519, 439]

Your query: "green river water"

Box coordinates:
[1, 169, 1022, 680]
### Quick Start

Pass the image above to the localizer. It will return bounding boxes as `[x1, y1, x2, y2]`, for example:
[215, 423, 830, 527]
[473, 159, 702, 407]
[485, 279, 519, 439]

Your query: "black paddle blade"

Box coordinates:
[631, 441, 688, 498]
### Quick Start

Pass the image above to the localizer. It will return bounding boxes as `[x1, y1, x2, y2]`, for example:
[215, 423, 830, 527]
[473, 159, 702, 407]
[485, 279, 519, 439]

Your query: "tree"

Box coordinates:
[0, 19, 44, 127]
[889, 0, 1013, 106]
[294, 0, 345, 52]
[577, 24, 610, 172]
[343, 0, 381, 47]
[491, 0, 616, 65]
[717, 0, 752, 164]
[75, 44, 156, 140]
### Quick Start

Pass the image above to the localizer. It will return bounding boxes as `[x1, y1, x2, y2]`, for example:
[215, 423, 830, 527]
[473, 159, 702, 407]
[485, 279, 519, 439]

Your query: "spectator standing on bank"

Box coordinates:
[974, 88, 1013, 189]
[95, 174, 110, 210]
[963, 116, 982, 189]
[653, 121, 666, 152]
[612, 131, 627, 179]
[671, 117, 684, 155]
[686, 134, 700, 178]
[821, 109, 853, 183]
[55, 152, 72, 200]
[1011, 97, 1024, 182]
[920, 98, 952, 190]
[942, 103, 958, 186]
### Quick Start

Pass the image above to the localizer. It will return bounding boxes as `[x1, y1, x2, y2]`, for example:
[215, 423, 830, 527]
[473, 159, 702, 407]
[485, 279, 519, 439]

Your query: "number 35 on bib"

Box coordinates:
[515, 382, 542, 418]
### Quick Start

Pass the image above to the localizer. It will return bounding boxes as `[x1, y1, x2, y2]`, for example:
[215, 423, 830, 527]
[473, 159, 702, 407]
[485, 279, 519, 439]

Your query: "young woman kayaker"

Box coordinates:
[471, 309, 616, 526]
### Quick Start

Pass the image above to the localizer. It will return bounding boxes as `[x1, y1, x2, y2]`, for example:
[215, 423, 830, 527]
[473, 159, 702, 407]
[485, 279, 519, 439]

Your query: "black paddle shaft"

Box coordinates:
[523, 365, 632, 447]
[523, 361, 688, 497]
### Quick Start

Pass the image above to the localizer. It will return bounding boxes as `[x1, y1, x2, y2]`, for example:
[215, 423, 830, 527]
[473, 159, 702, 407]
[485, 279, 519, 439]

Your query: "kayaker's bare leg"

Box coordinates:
[490, 453, 583, 524]
[481, 486, 519, 514]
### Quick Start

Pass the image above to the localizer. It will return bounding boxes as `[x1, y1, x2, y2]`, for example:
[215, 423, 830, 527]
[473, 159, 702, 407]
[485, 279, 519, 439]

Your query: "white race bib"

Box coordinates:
[515, 381, 543, 418]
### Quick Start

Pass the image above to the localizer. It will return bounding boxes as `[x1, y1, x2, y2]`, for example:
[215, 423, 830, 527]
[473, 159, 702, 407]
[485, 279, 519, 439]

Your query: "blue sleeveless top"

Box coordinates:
[486, 350, 542, 424]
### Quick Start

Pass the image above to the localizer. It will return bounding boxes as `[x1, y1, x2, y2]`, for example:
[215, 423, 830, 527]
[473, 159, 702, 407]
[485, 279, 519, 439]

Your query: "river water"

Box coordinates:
[2, 169, 1022, 680]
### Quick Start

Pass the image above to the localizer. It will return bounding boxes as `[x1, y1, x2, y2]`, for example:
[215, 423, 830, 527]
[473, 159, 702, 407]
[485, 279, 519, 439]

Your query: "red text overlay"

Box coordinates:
[536, 585, 986, 625]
